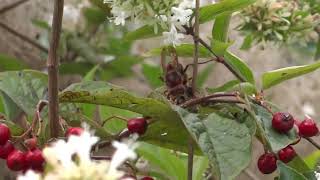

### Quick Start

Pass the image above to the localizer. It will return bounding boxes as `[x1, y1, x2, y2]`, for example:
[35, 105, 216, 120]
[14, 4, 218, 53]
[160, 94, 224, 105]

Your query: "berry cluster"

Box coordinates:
[258, 112, 319, 174]
[0, 124, 45, 172]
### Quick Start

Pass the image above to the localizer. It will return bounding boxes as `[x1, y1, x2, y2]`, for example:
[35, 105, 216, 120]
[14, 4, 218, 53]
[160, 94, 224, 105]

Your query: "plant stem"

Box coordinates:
[48, 0, 64, 138]
[188, 138, 194, 180]
[0, 21, 48, 53]
[305, 137, 320, 150]
[0, 0, 30, 14]
[191, 0, 200, 94]
[182, 92, 238, 107]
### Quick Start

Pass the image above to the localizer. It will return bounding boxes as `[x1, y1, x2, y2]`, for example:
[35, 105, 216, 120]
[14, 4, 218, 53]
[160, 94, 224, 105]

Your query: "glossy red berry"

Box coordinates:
[278, 146, 296, 163]
[24, 138, 37, 150]
[272, 112, 294, 133]
[257, 153, 277, 174]
[299, 118, 319, 137]
[6, 150, 26, 171]
[25, 149, 45, 170]
[127, 118, 148, 135]
[141, 177, 154, 180]
[65, 127, 84, 137]
[0, 123, 11, 145]
[0, 141, 15, 159]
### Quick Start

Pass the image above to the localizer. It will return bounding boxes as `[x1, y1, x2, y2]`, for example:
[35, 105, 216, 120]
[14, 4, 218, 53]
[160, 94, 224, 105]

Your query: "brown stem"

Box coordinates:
[0, 0, 30, 14]
[191, 0, 200, 94]
[0, 21, 48, 53]
[48, 0, 64, 138]
[182, 92, 238, 108]
[206, 99, 244, 105]
[305, 137, 320, 150]
[91, 155, 112, 160]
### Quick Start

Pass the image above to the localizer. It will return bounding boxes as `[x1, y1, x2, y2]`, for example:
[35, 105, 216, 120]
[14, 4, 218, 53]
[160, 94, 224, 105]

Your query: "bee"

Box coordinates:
[161, 48, 194, 104]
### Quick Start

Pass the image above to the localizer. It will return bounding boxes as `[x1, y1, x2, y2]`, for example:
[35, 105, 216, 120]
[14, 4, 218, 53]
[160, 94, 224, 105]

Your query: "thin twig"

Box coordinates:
[0, 21, 48, 53]
[182, 92, 238, 108]
[305, 137, 320, 150]
[91, 155, 112, 160]
[48, 0, 64, 138]
[0, 0, 30, 14]
[191, 0, 200, 94]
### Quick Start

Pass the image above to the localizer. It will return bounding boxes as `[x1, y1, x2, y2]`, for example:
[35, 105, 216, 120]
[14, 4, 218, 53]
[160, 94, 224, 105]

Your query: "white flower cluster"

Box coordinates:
[17, 126, 138, 180]
[105, 0, 215, 46]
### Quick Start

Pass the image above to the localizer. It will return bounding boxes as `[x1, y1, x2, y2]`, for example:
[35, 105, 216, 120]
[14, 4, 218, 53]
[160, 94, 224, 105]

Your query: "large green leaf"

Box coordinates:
[143, 44, 212, 58]
[0, 54, 28, 71]
[224, 51, 255, 84]
[199, 0, 256, 24]
[125, 25, 162, 41]
[0, 70, 48, 115]
[304, 150, 320, 169]
[262, 61, 320, 89]
[173, 106, 253, 180]
[278, 161, 308, 180]
[0, 92, 23, 121]
[253, 104, 299, 151]
[212, 13, 231, 43]
[58, 81, 194, 153]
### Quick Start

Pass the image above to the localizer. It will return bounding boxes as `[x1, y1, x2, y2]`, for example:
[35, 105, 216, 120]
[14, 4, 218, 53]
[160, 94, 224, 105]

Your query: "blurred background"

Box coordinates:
[0, 0, 320, 179]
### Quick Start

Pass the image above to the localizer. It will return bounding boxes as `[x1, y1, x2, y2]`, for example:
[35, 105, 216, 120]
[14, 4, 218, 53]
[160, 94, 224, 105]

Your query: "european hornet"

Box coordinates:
[161, 48, 194, 104]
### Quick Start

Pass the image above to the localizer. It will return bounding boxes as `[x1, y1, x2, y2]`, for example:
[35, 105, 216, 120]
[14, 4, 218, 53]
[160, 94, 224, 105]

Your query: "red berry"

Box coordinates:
[25, 149, 45, 170]
[6, 150, 26, 171]
[65, 127, 84, 137]
[272, 112, 294, 133]
[299, 118, 319, 137]
[24, 138, 38, 150]
[0, 123, 11, 145]
[0, 141, 15, 159]
[127, 118, 148, 135]
[257, 153, 277, 174]
[278, 146, 296, 163]
[141, 177, 154, 180]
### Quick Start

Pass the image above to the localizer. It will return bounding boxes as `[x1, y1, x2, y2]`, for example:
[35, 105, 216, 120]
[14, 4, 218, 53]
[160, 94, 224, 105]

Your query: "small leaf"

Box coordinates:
[262, 61, 320, 89]
[83, 7, 107, 25]
[240, 34, 254, 50]
[197, 64, 215, 88]
[288, 155, 312, 173]
[224, 51, 255, 84]
[252, 104, 299, 151]
[212, 13, 231, 43]
[278, 161, 308, 180]
[199, 0, 256, 24]
[125, 25, 163, 41]
[207, 80, 240, 93]
[31, 19, 51, 30]
[144, 44, 212, 58]
[212, 40, 232, 56]
[83, 64, 100, 81]
[142, 64, 163, 88]
[0, 54, 28, 71]
[304, 150, 320, 169]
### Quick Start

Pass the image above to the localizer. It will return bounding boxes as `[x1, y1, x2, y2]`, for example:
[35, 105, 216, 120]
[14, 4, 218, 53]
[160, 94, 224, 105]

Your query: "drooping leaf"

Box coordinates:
[262, 61, 320, 89]
[199, 0, 256, 24]
[0, 54, 28, 71]
[173, 106, 253, 180]
[142, 63, 163, 88]
[0, 70, 48, 115]
[252, 104, 299, 151]
[278, 161, 308, 180]
[224, 51, 255, 84]
[212, 13, 231, 43]
[125, 25, 163, 41]
[143, 44, 212, 58]
[59, 81, 194, 153]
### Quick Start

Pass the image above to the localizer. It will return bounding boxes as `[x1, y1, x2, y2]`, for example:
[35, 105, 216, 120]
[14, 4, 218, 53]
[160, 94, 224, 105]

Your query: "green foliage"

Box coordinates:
[142, 64, 163, 88]
[262, 60, 320, 89]
[0, 54, 28, 71]
[125, 25, 163, 41]
[144, 44, 211, 58]
[212, 13, 231, 43]
[278, 161, 309, 180]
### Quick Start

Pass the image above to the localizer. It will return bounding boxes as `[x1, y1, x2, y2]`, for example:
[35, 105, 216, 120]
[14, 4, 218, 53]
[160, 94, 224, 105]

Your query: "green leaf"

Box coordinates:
[207, 80, 240, 93]
[142, 64, 163, 88]
[125, 25, 162, 41]
[262, 61, 320, 89]
[199, 0, 256, 24]
[144, 44, 211, 58]
[304, 150, 320, 169]
[240, 34, 254, 50]
[88, 0, 111, 12]
[83, 7, 107, 25]
[31, 19, 51, 30]
[173, 106, 253, 180]
[278, 161, 308, 180]
[212, 40, 232, 56]
[207, 81, 257, 95]
[0, 70, 48, 115]
[197, 64, 215, 88]
[224, 51, 255, 84]
[212, 13, 231, 42]
[60, 62, 94, 76]
[59, 81, 194, 153]
[0, 92, 23, 121]
[252, 104, 299, 151]
[288, 155, 312, 173]
[0, 54, 28, 71]
[83, 64, 100, 81]
[0, 120, 24, 136]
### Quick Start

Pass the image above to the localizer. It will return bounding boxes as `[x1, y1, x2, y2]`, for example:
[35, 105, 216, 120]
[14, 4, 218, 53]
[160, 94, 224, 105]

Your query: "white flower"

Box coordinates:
[179, 0, 196, 9]
[163, 25, 185, 47]
[155, 14, 168, 22]
[110, 6, 130, 26]
[17, 170, 41, 180]
[171, 7, 193, 26]
[315, 171, 320, 180]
